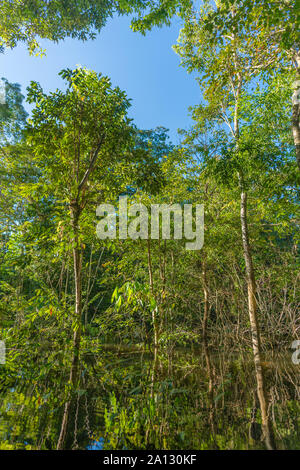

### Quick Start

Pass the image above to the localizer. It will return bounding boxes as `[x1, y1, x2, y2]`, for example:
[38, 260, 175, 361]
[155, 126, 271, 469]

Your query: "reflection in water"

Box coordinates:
[0, 347, 299, 450]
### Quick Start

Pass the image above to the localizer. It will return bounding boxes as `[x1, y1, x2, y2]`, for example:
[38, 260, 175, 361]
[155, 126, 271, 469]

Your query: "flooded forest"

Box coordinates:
[0, 0, 299, 451]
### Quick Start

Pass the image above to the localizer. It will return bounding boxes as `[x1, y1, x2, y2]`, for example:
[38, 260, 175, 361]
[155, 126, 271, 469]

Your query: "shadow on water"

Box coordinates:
[0, 345, 299, 450]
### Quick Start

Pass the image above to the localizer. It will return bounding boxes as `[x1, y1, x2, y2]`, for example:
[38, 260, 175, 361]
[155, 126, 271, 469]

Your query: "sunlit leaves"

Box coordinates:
[0, 0, 151, 54]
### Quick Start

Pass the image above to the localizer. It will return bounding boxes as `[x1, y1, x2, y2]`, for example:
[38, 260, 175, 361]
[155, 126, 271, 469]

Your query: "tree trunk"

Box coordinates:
[202, 255, 209, 347]
[292, 53, 300, 171]
[57, 205, 82, 449]
[239, 184, 276, 450]
[292, 98, 300, 171]
[147, 239, 159, 354]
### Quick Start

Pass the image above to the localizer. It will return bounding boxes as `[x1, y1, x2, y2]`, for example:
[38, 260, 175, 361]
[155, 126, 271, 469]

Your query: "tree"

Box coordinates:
[131, 0, 300, 170]
[0, 0, 149, 54]
[195, 0, 300, 171]
[0, 79, 28, 327]
[173, 5, 296, 448]
[23, 67, 133, 447]
[0, 78, 27, 146]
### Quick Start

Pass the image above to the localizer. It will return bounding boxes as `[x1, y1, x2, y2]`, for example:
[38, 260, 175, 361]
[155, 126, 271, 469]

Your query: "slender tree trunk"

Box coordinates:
[201, 257, 216, 444]
[147, 239, 159, 354]
[158, 239, 167, 334]
[202, 255, 214, 411]
[70, 239, 82, 384]
[229, 27, 276, 447]
[292, 97, 300, 170]
[57, 205, 82, 450]
[202, 256, 209, 347]
[239, 181, 276, 450]
[292, 52, 300, 171]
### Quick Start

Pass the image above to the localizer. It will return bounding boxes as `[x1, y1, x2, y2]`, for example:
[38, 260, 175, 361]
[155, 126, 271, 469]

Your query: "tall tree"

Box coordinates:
[172, 4, 291, 448]
[24, 67, 133, 447]
[131, 0, 300, 170]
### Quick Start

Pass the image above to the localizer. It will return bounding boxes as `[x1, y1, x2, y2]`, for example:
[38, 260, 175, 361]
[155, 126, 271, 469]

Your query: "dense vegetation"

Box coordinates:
[0, 0, 299, 450]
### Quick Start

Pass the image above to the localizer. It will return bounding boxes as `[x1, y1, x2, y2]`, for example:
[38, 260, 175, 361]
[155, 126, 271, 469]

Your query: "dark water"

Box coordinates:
[0, 347, 299, 450]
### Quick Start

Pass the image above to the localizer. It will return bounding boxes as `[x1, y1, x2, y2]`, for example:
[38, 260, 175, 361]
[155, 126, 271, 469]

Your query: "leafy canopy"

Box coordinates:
[0, 0, 149, 54]
[25, 67, 133, 203]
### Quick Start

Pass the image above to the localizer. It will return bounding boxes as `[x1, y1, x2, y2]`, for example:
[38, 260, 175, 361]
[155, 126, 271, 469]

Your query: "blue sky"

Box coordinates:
[0, 15, 200, 143]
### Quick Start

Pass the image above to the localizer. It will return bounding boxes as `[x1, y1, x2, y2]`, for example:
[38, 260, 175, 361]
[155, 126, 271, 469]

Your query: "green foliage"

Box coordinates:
[0, 78, 27, 145]
[0, 0, 150, 54]
[0, 1, 299, 450]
